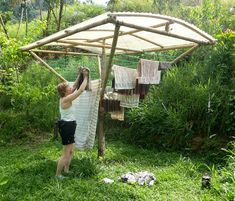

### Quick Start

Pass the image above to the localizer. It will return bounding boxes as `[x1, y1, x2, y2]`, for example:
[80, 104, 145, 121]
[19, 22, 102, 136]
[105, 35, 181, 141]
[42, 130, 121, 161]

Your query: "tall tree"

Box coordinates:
[57, 0, 64, 31]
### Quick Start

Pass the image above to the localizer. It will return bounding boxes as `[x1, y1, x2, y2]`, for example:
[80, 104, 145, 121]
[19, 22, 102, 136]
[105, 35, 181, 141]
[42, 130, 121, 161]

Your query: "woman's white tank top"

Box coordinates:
[59, 101, 75, 121]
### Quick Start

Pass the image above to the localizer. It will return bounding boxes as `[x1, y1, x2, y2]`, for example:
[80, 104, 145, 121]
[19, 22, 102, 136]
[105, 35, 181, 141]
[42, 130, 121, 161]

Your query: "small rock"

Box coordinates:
[102, 178, 114, 184]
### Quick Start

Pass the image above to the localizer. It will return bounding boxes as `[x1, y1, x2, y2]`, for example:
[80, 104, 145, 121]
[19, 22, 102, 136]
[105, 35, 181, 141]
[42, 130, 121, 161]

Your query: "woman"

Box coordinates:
[56, 68, 88, 179]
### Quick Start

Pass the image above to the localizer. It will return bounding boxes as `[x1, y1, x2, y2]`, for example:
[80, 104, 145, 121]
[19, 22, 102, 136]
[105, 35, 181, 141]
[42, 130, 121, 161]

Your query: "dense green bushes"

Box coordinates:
[126, 32, 235, 150]
[210, 141, 235, 199]
[0, 64, 58, 143]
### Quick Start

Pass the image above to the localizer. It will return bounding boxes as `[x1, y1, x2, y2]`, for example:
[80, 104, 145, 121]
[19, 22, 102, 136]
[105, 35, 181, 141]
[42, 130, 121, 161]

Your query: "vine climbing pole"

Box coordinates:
[98, 24, 120, 157]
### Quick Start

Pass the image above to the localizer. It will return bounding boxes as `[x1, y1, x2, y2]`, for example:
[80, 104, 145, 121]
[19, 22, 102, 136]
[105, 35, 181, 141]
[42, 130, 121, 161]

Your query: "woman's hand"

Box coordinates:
[82, 69, 89, 77]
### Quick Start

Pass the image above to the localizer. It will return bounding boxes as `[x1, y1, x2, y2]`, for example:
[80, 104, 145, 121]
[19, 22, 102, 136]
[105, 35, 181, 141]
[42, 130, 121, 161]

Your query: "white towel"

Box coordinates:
[118, 94, 140, 108]
[112, 65, 137, 89]
[70, 79, 101, 150]
[138, 59, 161, 84]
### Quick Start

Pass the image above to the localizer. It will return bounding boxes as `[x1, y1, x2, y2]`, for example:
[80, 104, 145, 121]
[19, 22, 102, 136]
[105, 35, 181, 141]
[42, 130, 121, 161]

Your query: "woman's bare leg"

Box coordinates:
[56, 144, 73, 176]
[64, 144, 74, 173]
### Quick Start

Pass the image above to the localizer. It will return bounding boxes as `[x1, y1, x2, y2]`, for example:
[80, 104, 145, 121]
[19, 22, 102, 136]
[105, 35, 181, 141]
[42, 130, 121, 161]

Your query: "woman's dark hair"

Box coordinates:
[75, 67, 90, 90]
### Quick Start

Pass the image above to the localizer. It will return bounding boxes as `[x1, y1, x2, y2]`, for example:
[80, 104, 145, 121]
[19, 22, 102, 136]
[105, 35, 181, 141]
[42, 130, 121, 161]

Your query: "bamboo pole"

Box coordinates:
[21, 17, 112, 51]
[100, 25, 120, 99]
[32, 49, 98, 56]
[97, 55, 102, 77]
[98, 40, 107, 158]
[87, 22, 171, 43]
[116, 20, 210, 45]
[171, 45, 199, 64]
[58, 40, 142, 53]
[108, 13, 215, 43]
[111, 44, 195, 55]
[98, 25, 120, 157]
[30, 51, 67, 82]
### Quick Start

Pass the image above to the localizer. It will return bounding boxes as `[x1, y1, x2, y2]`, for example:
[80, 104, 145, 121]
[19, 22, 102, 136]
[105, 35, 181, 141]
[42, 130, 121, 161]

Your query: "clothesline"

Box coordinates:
[113, 56, 175, 68]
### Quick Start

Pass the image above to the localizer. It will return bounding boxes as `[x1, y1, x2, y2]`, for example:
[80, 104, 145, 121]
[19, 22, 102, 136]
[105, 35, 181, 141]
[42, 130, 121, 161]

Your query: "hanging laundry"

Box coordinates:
[71, 79, 101, 150]
[114, 88, 134, 95]
[110, 107, 125, 121]
[159, 61, 172, 70]
[112, 65, 137, 90]
[118, 94, 140, 108]
[134, 79, 150, 100]
[138, 59, 161, 84]
[102, 98, 121, 112]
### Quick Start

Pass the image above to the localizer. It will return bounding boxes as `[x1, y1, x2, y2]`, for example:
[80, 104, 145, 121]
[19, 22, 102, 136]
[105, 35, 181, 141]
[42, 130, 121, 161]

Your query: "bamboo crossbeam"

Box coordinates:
[87, 22, 171, 43]
[31, 49, 98, 56]
[30, 51, 67, 82]
[108, 13, 215, 43]
[58, 40, 142, 53]
[116, 20, 210, 45]
[172, 45, 199, 64]
[82, 29, 115, 31]
[111, 44, 196, 55]
[21, 17, 112, 51]
[143, 43, 196, 52]
[130, 33, 164, 48]
[62, 38, 88, 40]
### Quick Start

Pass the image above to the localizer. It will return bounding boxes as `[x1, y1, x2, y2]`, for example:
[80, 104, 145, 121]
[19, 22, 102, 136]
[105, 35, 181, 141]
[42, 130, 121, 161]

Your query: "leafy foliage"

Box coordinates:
[207, 141, 235, 200]
[0, 64, 58, 142]
[126, 32, 235, 149]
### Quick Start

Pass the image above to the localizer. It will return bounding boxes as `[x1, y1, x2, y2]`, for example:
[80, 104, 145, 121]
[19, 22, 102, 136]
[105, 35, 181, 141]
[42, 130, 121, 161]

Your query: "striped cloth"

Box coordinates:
[112, 65, 137, 89]
[138, 59, 161, 84]
[118, 94, 140, 108]
[70, 79, 101, 150]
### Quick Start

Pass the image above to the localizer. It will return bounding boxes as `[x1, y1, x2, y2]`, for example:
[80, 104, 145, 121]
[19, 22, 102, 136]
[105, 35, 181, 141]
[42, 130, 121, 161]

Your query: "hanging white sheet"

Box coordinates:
[70, 79, 101, 150]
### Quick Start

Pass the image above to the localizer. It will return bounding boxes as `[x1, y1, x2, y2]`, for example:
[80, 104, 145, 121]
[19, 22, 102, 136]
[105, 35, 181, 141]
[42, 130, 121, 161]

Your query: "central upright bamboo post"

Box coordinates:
[98, 24, 120, 157]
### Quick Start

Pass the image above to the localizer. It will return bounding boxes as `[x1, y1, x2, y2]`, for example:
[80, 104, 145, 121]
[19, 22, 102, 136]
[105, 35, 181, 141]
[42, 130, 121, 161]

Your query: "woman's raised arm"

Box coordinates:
[63, 76, 88, 103]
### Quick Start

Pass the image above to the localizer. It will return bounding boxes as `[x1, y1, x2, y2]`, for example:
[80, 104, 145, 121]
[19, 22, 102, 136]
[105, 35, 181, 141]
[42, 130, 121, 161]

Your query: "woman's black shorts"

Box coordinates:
[58, 120, 76, 145]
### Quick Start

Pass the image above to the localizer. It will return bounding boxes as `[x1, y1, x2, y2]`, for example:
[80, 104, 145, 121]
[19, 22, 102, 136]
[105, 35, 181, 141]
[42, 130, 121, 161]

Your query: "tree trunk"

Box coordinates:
[44, 2, 51, 36]
[25, 1, 28, 36]
[58, 0, 64, 31]
[16, 7, 24, 37]
[39, 0, 43, 20]
[0, 14, 9, 39]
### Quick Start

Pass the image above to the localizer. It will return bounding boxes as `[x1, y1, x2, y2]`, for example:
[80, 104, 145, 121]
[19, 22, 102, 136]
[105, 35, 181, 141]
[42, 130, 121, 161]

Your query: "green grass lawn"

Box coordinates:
[0, 137, 222, 201]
